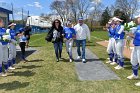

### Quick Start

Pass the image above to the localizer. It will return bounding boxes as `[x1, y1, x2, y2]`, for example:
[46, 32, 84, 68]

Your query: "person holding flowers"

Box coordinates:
[127, 16, 140, 86]
[6, 22, 17, 70]
[0, 19, 11, 76]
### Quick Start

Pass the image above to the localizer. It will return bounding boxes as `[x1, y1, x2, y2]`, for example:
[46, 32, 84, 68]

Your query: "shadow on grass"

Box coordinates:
[27, 59, 44, 63]
[29, 45, 42, 47]
[9, 70, 35, 77]
[0, 81, 29, 91]
[17, 65, 42, 69]
[16, 50, 36, 64]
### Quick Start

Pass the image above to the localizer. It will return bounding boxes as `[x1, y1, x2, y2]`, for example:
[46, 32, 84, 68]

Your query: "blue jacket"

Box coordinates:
[108, 27, 116, 38]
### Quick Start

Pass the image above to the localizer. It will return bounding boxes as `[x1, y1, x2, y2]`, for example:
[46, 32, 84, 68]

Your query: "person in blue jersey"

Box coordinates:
[63, 20, 76, 62]
[106, 21, 118, 65]
[113, 18, 125, 70]
[17, 28, 28, 62]
[6, 22, 17, 70]
[127, 16, 140, 86]
[0, 19, 11, 76]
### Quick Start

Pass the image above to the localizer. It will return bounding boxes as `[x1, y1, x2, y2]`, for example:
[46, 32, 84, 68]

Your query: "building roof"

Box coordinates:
[0, 7, 12, 14]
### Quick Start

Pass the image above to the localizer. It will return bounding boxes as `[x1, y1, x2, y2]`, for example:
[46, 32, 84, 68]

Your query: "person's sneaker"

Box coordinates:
[135, 82, 140, 86]
[8, 66, 15, 70]
[127, 74, 138, 80]
[0, 73, 7, 77]
[114, 65, 119, 69]
[115, 65, 124, 70]
[110, 62, 117, 65]
[70, 59, 73, 62]
[56, 59, 59, 62]
[106, 61, 112, 64]
[82, 59, 86, 63]
[107, 58, 110, 60]
[77, 56, 81, 60]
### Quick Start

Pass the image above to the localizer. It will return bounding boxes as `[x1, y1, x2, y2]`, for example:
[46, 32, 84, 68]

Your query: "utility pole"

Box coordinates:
[11, 3, 14, 22]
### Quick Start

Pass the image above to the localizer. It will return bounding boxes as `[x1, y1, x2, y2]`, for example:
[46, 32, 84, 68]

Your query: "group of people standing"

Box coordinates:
[46, 17, 90, 63]
[106, 16, 140, 86]
[0, 18, 30, 77]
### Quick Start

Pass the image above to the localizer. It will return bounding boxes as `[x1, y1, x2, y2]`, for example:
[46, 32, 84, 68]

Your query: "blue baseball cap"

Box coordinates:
[78, 17, 84, 20]
[19, 28, 25, 32]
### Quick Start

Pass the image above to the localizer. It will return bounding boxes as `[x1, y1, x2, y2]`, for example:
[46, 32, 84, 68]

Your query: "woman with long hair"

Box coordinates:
[50, 19, 63, 62]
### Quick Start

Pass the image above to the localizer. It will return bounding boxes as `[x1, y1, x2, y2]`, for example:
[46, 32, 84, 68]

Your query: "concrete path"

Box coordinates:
[73, 48, 120, 81]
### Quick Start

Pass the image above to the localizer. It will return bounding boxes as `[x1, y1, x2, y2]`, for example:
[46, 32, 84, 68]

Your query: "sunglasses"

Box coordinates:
[55, 21, 59, 23]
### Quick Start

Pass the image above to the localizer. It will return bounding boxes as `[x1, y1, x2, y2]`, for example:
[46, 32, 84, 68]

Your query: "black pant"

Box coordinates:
[19, 42, 26, 59]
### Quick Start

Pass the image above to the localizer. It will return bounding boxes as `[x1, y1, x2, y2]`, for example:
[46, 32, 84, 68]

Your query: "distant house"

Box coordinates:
[0, 7, 12, 27]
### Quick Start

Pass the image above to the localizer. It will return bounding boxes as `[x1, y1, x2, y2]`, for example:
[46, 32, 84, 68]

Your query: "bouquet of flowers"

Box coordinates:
[2, 34, 11, 42]
[124, 21, 137, 48]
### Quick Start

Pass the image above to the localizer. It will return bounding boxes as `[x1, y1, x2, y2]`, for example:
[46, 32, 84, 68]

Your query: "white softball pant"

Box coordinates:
[115, 39, 125, 61]
[65, 39, 73, 59]
[2, 45, 8, 63]
[131, 46, 140, 66]
[107, 38, 116, 54]
[8, 41, 16, 60]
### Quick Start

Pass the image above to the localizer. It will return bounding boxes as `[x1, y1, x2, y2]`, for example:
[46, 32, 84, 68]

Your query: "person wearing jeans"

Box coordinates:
[50, 19, 63, 62]
[63, 20, 76, 62]
[74, 17, 90, 63]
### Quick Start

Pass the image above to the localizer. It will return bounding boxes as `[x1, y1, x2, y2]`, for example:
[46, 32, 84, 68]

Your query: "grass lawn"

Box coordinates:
[0, 31, 140, 93]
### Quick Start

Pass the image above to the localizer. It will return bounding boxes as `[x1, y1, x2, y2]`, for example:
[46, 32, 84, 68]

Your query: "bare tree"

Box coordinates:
[115, 0, 139, 19]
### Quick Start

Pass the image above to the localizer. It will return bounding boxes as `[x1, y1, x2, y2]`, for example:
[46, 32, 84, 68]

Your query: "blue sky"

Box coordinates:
[0, 0, 115, 19]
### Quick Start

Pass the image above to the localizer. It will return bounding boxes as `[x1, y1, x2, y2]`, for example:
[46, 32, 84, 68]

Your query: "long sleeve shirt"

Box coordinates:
[74, 24, 90, 41]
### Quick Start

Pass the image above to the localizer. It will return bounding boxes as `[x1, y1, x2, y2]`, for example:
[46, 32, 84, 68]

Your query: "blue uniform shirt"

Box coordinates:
[115, 25, 125, 40]
[63, 27, 76, 40]
[0, 27, 8, 45]
[133, 25, 140, 46]
[108, 27, 116, 38]
[9, 29, 16, 40]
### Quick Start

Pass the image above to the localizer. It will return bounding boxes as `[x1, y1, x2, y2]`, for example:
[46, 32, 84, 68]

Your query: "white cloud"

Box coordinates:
[27, 4, 34, 7]
[27, 2, 43, 9]
[34, 2, 43, 9]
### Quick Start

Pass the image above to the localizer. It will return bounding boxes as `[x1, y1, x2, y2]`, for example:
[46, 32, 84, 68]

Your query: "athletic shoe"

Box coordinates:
[0, 73, 7, 77]
[82, 59, 86, 63]
[107, 58, 110, 60]
[70, 59, 73, 62]
[106, 61, 112, 64]
[8, 66, 15, 70]
[56, 59, 59, 62]
[77, 56, 81, 60]
[114, 65, 119, 69]
[135, 82, 140, 86]
[110, 62, 117, 65]
[115, 65, 124, 70]
[127, 74, 138, 80]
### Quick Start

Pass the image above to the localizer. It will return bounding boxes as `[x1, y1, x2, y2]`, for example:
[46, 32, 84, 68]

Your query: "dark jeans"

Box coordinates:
[76, 39, 86, 59]
[19, 42, 26, 60]
[53, 42, 63, 59]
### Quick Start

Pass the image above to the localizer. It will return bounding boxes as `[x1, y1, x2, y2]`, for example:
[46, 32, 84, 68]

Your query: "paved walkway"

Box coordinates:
[73, 48, 120, 81]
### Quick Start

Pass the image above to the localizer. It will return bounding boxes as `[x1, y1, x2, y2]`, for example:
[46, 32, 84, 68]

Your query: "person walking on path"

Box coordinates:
[63, 20, 76, 62]
[49, 19, 64, 62]
[74, 17, 90, 63]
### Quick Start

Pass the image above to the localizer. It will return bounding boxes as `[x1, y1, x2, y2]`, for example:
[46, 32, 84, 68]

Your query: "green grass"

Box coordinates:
[0, 31, 140, 93]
